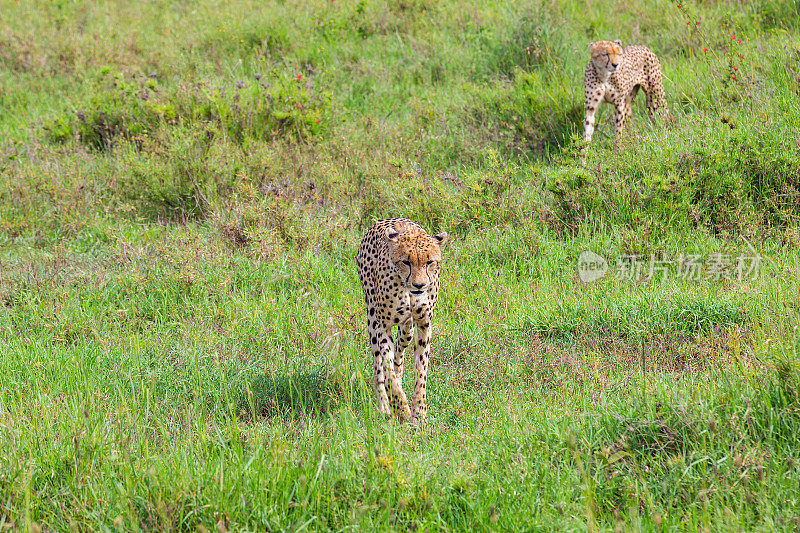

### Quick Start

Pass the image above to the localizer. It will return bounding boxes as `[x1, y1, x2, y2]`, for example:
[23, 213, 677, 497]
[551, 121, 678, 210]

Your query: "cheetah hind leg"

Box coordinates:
[625, 85, 640, 121]
[645, 82, 670, 122]
[389, 321, 413, 422]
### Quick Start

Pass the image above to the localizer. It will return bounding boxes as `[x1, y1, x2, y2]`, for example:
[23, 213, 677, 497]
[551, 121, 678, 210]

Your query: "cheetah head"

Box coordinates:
[589, 39, 623, 74]
[386, 227, 449, 295]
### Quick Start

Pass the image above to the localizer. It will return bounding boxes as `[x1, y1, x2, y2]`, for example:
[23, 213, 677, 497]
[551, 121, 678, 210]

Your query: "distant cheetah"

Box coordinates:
[583, 40, 669, 143]
[356, 218, 448, 424]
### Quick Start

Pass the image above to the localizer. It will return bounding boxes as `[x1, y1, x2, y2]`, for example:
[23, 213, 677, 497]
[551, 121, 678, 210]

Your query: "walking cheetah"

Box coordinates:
[583, 40, 669, 144]
[356, 218, 449, 424]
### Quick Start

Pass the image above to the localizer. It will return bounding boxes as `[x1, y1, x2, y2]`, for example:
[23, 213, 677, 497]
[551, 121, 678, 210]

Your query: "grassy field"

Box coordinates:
[2, 0, 800, 530]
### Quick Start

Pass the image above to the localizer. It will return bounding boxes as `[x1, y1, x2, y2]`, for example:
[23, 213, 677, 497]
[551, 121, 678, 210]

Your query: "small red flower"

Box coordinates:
[740, 54, 744, 59]
[737, 39, 742, 44]
[731, 35, 736, 40]
[297, 74, 303, 81]
[696, 21, 700, 25]
[296, 103, 301, 109]
[316, 119, 321, 124]
[703, 48, 708, 52]
[734, 66, 738, 70]
[732, 75, 737, 79]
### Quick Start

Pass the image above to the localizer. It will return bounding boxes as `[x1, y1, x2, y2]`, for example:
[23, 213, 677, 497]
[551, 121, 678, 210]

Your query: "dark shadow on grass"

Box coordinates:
[482, 100, 584, 162]
[239, 367, 362, 422]
[528, 102, 585, 159]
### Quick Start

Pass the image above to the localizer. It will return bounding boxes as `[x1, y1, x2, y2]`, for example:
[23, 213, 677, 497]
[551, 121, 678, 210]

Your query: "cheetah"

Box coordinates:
[356, 218, 449, 424]
[583, 40, 669, 144]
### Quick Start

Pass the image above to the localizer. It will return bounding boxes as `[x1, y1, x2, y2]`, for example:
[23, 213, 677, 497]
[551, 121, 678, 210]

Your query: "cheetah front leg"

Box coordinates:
[411, 320, 432, 425]
[583, 98, 600, 144]
[369, 319, 393, 419]
[389, 319, 413, 422]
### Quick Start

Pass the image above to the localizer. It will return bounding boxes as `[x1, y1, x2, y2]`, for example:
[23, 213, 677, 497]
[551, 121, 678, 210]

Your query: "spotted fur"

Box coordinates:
[583, 40, 669, 144]
[356, 218, 448, 424]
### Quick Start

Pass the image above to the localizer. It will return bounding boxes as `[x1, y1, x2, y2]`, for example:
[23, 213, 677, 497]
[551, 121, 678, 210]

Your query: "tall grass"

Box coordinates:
[1, 0, 800, 530]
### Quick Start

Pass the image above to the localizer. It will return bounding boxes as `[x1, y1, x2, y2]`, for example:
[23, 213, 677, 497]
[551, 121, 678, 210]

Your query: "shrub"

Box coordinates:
[115, 127, 242, 221]
[44, 70, 168, 150]
[44, 68, 332, 151]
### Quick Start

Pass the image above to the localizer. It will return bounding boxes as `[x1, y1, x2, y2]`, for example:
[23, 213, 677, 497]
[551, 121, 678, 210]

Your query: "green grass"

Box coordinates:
[2, 0, 800, 530]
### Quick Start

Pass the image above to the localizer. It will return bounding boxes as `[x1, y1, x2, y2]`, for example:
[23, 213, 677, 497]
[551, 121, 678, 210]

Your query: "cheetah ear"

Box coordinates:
[385, 227, 400, 243]
[614, 39, 622, 46]
[433, 232, 449, 247]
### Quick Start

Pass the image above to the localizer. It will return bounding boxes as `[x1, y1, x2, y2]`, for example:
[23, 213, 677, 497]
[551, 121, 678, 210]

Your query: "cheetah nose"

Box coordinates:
[610, 62, 619, 68]
[411, 282, 426, 289]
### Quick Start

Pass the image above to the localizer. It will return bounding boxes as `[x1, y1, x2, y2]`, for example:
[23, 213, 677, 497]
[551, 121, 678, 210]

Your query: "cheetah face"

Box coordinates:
[386, 228, 449, 295]
[590, 40, 623, 74]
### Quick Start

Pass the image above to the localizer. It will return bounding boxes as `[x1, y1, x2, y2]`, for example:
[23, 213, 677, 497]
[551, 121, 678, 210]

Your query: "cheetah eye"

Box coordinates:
[400, 260, 411, 267]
